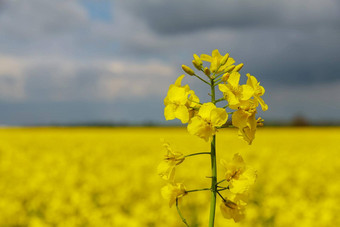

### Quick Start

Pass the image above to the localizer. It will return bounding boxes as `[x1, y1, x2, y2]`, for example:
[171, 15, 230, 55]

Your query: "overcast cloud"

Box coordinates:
[0, 0, 339, 125]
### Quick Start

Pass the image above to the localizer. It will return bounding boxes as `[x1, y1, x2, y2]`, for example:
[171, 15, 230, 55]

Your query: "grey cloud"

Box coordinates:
[121, 0, 340, 35]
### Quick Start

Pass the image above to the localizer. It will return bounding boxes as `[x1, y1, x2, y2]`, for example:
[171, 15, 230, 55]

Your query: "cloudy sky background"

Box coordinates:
[0, 0, 339, 125]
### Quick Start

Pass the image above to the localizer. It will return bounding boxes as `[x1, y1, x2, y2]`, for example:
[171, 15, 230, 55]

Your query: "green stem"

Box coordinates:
[187, 98, 202, 105]
[214, 97, 225, 104]
[216, 191, 226, 202]
[208, 77, 217, 227]
[217, 187, 228, 191]
[176, 198, 190, 227]
[216, 179, 226, 185]
[186, 188, 211, 193]
[214, 71, 225, 79]
[193, 74, 211, 86]
[222, 104, 229, 109]
[209, 135, 217, 227]
[214, 79, 222, 85]
[184, 152, 211, 158]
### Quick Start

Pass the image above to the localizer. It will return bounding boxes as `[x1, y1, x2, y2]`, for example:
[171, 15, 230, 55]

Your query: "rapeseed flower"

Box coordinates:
[187, 102, 227, 142]
[164, 75, 200, 123]
[232, 100, 261, 144]
[218, 72, 254, 109]
[161, 183, 187, 207]
[220, 191, 248, 222]
[158, 142, 184, 181]
[221, 153, 256, 194]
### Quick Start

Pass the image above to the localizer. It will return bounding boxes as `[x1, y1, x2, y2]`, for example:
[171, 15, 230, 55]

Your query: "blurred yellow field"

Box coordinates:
[0, 127, 339, 227]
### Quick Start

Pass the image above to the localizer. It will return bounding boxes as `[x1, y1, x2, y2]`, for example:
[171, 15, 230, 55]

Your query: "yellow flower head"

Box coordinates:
[218, 72, 254, 109]
[161, 182, 187, 207]
[246, 73, 268, 111]
[221, 153, 256, 194]
[232, 100, 261, 144]
[220, 191, 248, 223]
[157, 142, 184, 181]
[200, 49, 236, 74]
[187, 102, 228, 142]
[164, 75, 200, 123]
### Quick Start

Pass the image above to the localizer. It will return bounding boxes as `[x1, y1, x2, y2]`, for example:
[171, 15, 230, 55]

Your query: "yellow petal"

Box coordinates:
[175, 105, 189, 124]
[212, 49, 222, 59]
[220, 200, 245, 222]
[230, 177, 254, 194]
[246, 73, 258, 88]
[157, 161, 176, 181]
[187, 117, 212, 142]
[218, 84, 229, 93]
[227, 72, 240, 88]
[174, 75, 185, 87]
[164, 103, 176, 120]
[256, 96, 268, 111]
[198, 102, 216, 120]
[210, 58, 218, 73]
[226, 57, 235, 66]
[200, 54, 212, 62]
[240, 85, 254, 100]
[238, 127, 256, 145]
[164, 95, 169, 106]
[210, 108, 228, 127]
[167, 86, 187, 104]
[226, 91, 240, 107]
[183, 84, 191, 92]
[232, 110, 249, 129]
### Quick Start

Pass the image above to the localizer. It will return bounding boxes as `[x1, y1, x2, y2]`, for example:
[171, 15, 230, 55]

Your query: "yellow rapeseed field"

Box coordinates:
[0, 127, 339, 226]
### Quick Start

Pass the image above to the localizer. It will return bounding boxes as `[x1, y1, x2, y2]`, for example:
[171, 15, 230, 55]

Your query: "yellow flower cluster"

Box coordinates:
[164, 49, 268, 144]
[219, 154, 256, 222]
[218, 74, 268, 145]
[162, 50, 266, 225]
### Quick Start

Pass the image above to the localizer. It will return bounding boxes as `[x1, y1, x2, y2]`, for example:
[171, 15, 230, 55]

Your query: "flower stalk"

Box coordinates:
[176, 198, 190, 227]
[209, 76, 217, 227]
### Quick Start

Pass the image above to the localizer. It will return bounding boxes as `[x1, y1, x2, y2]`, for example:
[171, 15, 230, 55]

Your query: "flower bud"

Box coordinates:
[224, 65, 235, 72]
[220, 54, 229, 66]
[233, 63, 244, 72]
[193, 54, 202, 65]
[182, 65, 195, 76]
[204, 67, 211, 77]
[192, 54, 203, 70]
[221, 73, 230, 82]
[192, 60, 201, 70]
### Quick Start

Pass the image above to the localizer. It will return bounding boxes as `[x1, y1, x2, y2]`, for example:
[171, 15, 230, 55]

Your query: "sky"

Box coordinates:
[0, 0, 339, 125]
